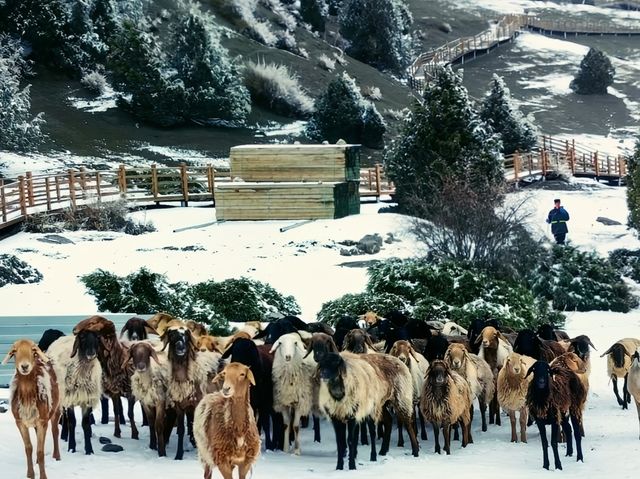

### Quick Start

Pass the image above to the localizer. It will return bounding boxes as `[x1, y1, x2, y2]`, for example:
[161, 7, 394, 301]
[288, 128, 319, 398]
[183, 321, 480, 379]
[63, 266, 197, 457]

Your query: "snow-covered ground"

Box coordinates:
[2, 179, 640, 477]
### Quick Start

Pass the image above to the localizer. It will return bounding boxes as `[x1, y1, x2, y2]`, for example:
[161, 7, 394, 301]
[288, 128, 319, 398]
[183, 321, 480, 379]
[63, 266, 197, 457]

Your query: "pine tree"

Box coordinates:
[362, 103, 387, 149]
[300, 0, 327, 33]
[385, 65, 504, 214]
[480, 74, 537, 155]
[171, 10, 251, 123]
[0, 38, 46, 151]
[90, 0, 120, 44]
[338, 0, 412, 75]
[570, 48, 615, 95]
[627, 139, 640, 232]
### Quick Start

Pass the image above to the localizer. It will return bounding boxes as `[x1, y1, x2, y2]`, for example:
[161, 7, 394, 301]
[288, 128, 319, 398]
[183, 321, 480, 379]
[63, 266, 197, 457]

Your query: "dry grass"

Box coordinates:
[318, 53, 336, 71]
[362, 86, 382, 101]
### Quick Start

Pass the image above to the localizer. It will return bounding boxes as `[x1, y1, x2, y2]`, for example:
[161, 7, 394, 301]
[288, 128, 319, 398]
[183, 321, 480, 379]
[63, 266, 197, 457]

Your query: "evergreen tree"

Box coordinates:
[300, 0, 327, 33]
[362, 103, 386, 149]
[627, 139, 640, 232]
[90, 0, 120, 44]
[385, 65, 504, 214]
[171, 10, 251, 123]
[338, 0, 412, 75]
[570, 48, 615, 95]
[480, 74, 537, 155]
[0, 37, 46, 151]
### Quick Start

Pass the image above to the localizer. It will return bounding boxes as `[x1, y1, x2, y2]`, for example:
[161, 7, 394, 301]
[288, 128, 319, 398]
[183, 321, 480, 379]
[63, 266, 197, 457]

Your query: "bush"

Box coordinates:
[317, 53, 336, 71]
[22, 213, 65, 233]
[609, 248, 640, 282]
[626, 139, 640, 231]
[316, 292, 407, 325]
[570, 48, 615, 95]
[362, 86, 382, 101]
[0, 254, 43, 287]
[81, 70, 108, 95]
[530, 245, 638, 313]
[244, 60, 314, 118]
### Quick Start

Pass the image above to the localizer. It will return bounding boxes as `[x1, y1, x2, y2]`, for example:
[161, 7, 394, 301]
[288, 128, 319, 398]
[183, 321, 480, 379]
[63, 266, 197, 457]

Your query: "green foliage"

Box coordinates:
[530, 245, 638, 313]
[306, 72, 386, 148]
[609, 248, 640, 282]
[0, 254, 43, 287]
[300, 0, 327, 32]
[570, 48, 615, 95]
[480, 74, 537, 155]
[338, 0, 412, 75]
[627, 139, 640, 231]
[316, 292, 407, 325]
[81, 269, 301, 334]
[384, 66, 504, 215]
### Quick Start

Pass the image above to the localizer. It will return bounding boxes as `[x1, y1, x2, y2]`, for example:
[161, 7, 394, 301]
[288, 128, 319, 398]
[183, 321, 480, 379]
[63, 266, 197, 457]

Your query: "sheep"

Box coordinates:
[342, 328, 379, 354]
[565, 335, 596, 375]
[389, 340, 429, 442]
[513, 329, 563, 362]
[497, 352, 536, 443]
[270, 332, 318, 455]
[162, 324, 222, 459]
[333, 316, 360, 353]
[46, 328, 103, 455]
[526, 361, 587, 470]
[3, 340, 61, 479]
[600, 338, 640, 409]
[120, 316, 155, 342]
[147, 312, 178, 337]
[419, 359, 473, 455]
[194, 362, 261, 479]
[467, 318, 501, 354]
[444, 342, 494, 433]
[442, 322, 468, 337]
[197, 335, 222, 353]
[317, 351, 419, 470]
[627, 351, 640, 439]
[423, 333, 450, 362]
[254, 316, 309, 345]
[37, 330, 65, 352]
[536, 323, 570, 342]
[186, 319, 208, 339]
[123, 341, 169, 456]
[305, 332, 340, 363]
[307, 322, 335, 335]
[476, 326, 513, 426]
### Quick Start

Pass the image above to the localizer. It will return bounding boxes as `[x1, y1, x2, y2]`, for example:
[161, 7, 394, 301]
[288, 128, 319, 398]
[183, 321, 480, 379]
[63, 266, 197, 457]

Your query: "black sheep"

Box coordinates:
[37, 329, 66, 352]
[423, 333, 449, 362]
[333, 316, 359, 352]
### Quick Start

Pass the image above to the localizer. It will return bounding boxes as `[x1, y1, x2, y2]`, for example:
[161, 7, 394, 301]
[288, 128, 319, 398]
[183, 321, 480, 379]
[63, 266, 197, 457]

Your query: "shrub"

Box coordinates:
[317, 53, 335, 71]
[530, 245, 638, 312]
[570, 47, 615, 95]
[300, 0, 327, 32]
[245, 21, 278, 46]
[244, 60, 314, 118]
[81, 70, 108, 95]
[0, 254, 43, 287]
[627, 139, 640, 231]
[316, 292, 407, 325]
[362, 86, 382, 101]
[609, 248, 640, 282]
[22, 212, 65, 233]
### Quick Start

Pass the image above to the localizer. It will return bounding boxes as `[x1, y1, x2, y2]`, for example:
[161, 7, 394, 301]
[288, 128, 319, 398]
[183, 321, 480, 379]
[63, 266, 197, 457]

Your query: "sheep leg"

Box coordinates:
[36, 420, 48, 479]
[636, 400, 640, 440]
[535, 420, 550, 469]
[313, 415, 321, 443]
[218, 463, 234, 479]
[613, 376, 625, 407]
[258, 407, 273, 450]
[60, 410, 68, 442]
[51, 407, 61, 461]
[281, 408, 291, 453]
[203, 465, 212, 479]
[331, 418, 346, 470]
[175, 410, 185, 460]
[100, 396, 109, 424]
[550, 422, 562, 470]
[17, 421, 35, 479]
[156, 406, 167, 457]
[443, 424, 451, 455]
[624, 374, 631, 407]
[141, 403, 149, 427]
[119, 397, 126, 424]
[145, 405, 157, 451]
[519, 408, 528, 443]
[238, 461, 252, 479]
[397, 418, 405, 448]
[67, 408, 77, 453]
[378, 408, 393, 456]
[187, 409, 196, 447]
[272, 412, 285, 450]
[293, 408, 302, 455]
[492, 393, 501, 426]
[127, 396, 139, 440]
[452, 423, 459, 441]
[111, 394, 122, 438]
[570, 414, 583, 462]
[508, 410, 517, 443]
[360, 419, 369, 445]
[81, 407, 94, 455]
[418, 409, 428, 440]
[561, 416, 573, 457]
[366, 418, 377, 461]
[479, 397, 488, 432]
[347, 417, 358, 470]
[432, 423, 441, 454]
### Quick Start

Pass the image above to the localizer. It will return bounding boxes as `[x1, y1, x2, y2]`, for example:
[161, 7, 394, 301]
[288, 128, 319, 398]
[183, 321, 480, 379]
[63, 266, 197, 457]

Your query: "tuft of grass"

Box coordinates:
[81, 71, 108, 95]
[362, 86, 382, 101]
[318, 53, 335, 71]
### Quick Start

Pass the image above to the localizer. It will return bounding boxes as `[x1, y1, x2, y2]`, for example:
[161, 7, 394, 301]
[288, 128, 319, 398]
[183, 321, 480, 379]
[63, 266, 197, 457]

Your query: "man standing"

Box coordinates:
[546, 198, 570, 244]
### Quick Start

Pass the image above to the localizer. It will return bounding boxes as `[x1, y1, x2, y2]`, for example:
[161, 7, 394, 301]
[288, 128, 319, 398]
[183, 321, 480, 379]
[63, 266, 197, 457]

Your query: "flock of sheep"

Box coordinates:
[3, 311, 640, 479]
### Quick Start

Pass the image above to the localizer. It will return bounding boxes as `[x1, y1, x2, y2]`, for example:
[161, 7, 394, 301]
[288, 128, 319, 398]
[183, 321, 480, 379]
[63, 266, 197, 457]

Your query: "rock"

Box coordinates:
[436, 22, 452, 33]
[384, 232, 401, 244]
[358, 234, 383, 254]
[340, 247, 361, 256]
[596, 216, 622, 226]
[0, 254, 43, 288]
[0, 405, 7, 413]
[99, 437, 112, 445]
[37, 234, 75, 245]
[101, 443, 124, 453]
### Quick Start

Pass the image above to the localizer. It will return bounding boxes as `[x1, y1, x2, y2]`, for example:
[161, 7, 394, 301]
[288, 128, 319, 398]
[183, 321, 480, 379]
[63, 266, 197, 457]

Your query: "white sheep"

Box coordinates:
[497, 352, 536, 443]
[270, 332, 317, 455]
[627, 351, 640, 439]
[601, 338, 640, 409]
[442, 321, 468, 337]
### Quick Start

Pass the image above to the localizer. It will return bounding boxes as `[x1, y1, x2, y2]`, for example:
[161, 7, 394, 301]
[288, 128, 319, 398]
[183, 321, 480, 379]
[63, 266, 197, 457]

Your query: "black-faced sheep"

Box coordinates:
[423, 333, 450, 362]
[526, 361, 587, 470]
[342, 329, 379, 354]
[194, 362, 261, 479]
[600, 338, 640, 409]
[513, 329, 564, 362]
[3, 339, 61, 479]
[536, 324, 570, 342]
[497, 352, 536, 443]
[419, 360, 472, 455]
[120, 316, 155, 342]
[333, 316, 360, 353]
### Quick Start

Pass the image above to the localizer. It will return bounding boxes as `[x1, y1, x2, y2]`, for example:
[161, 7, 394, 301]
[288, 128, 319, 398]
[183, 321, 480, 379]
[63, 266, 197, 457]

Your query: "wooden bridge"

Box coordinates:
[410, 13, 640, 89]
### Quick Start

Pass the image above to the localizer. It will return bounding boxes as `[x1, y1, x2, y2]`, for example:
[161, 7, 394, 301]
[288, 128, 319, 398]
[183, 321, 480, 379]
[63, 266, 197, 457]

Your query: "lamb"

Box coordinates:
[600, 338, 640, 409]
[444, 342, 494, 432]
[317, 351, 419, 470]
[526, 361, 587, 470]
[497, 352, 536, 443]
[476, 326, 513, 426]
[419, 359, 473, 455]
[627, 351, 640, 439]
[270, 332, 318, 454]
[3, 340, 61, 479]
[389, 340, 429, 442]
[194, 362, 261, 479]
[123, 341, 169, 456]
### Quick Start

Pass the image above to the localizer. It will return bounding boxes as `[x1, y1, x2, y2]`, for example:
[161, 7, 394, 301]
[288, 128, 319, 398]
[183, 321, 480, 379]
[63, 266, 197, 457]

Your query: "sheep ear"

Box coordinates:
[70, 335, 80, 358]
[246, 368, 256, 386]
[365, 334, 377, 351]
[100, 336, 111, 352]
[525, 364, 536, 378]
[120, 321, 130, 338]
[600, 345, 614, 357]
[409, 349, 420, 363]
[474, 333, 483, 345]
[587, 339, 597, 350]
[2, 346, 16, 365]
[121, 349, 131, 370]
[269, 339, 281, 354]
[32, 346, 50, 363]
[389, 343, 398, 356]
[329, 337, 339, 353]
[303, 338, 314, 358]
[221, 344, 234, 360]
[497, 331, 509, 343]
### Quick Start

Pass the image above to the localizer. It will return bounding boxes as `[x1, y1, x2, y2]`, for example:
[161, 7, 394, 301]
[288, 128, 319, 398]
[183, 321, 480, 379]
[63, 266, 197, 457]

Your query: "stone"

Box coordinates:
[37, 234, 75, 245]
[357, 234, 383, 254]
[101, 443, 124, 453]
[596, 216, 622, 226]
[99, 437, 112, 445]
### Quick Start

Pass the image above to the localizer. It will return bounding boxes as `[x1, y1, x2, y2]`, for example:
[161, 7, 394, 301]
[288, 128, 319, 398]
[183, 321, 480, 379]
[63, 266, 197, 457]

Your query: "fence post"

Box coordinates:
[513, 151, 520, 181]
[151, 164, 159, 201]
[45, 177, 52, 211]
[207, 165, 215, 205]
[18, 175, 27, 216]
[54, 176, 61, 201]
[619, 155, 626, 177]
[79, 167, 87, 191]
[375, 164, 382, 198]
[593, 152, 599, 178]
[95, 172, 102, 202]
[118, 164, 127, 197]
[25, 171, 35, 207]
[180, 163, 189, 206]
[1, 182, 7, 223]
[606, 156, 611, 176]
[570, 146, 576, 175]
[68, 169, 77, 210]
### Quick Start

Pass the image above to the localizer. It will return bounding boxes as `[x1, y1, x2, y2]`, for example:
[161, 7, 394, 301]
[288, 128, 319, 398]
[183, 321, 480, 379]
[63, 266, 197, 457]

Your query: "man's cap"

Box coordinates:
[554, 198, 561, 203]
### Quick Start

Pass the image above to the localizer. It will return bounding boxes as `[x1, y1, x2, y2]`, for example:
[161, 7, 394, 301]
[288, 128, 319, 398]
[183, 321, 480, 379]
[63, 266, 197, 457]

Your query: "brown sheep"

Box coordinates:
[420, 360, 473, 455]
[194, 362, 260, 479]
[476, 326, 513, 426]
[197, 335, 223, 353]
[186, 320, 208, 338]
[147, 312, 177, 337]
[497, 352, 536, 443]
[3, 339, 61, 479]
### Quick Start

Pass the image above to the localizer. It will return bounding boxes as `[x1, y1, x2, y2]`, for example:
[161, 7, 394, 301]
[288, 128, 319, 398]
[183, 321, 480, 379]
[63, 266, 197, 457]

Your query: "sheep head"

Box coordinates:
[162, 325, 197, 361]
[197, 335, 221, 353]
[342, 328, 376, 354]
[476, 326, 507, 349]
[426, 360, 451, 387]
[120, 317, 151, 342]
[304, 332, 339, 362]
[389, 340, 419, 366]
[357, 311, 383, 328]
[124, 342, 160, 372]
[2, 339, 49, 375]
[70, 330, 100, 361]
[525, 361, 553, 391]
[601, 343, 628, 368]
[504, 352, 530, 377]
[444, 343, 467, 371]
[215, 362, 255, 398]
[73, 315, 116, 337]
[569, 335, 596, 362]
[270, 332, 307, 362]
[185, 320, 208, 339]
[317, 352, 346, 401]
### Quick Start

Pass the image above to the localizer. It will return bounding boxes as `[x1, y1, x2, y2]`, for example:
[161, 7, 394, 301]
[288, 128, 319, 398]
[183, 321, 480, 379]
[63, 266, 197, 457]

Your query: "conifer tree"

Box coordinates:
[480, 74, 537, 155]
[627, 139, 640, 232]
[300, 0, 327, 33]
[570, 48, 615, 95]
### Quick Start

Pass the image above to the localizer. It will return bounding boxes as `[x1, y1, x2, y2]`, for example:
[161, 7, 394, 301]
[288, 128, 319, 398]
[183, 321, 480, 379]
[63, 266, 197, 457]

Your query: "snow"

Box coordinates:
[68, 85, 119, 113]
